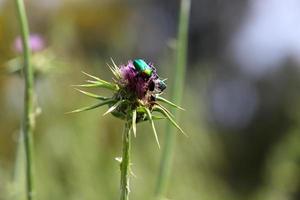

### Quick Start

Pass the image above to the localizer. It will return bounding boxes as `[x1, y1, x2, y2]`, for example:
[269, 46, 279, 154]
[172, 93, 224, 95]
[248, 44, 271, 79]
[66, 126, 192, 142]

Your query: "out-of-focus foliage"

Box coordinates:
[1, 0, 300, 200]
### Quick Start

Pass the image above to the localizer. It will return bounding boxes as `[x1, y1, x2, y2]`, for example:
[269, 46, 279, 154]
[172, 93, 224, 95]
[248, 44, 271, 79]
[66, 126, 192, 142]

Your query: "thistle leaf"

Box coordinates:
[144, 107, 160, 148]
[85, 80, 99, 84]
[107, 63, 121, 79]
[152, 115, 167, 120]
[103, 100, 124, 116]
[81, 71, 102, 81]
[132, 110, 137, 137]
[107, 64, 117, 77]
[156, 96, 185, 110]
[155, 102, 175, 118]
[85, 79, 116, 86]
[153, 105, 187, 137]
[74, 88, 110, 100]
[110, 58, 119, 71]
[136, 107, 146, 113]
[139, 115, 166, 125]
[82, 71, 114, 85]
[66, 99, 115, 114]
[143, 114, 166, 121]
[72, 82, 118, 91]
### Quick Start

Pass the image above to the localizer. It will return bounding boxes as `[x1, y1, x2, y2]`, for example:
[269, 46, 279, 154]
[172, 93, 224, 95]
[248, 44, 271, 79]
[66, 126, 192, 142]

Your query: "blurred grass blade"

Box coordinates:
[11, 131, 26, 199]
[103, 100, 124, 116]
[67, 99, 114, 114]
[132, 110, 137, 137]
[155, 0, 191, 197]
[156, 96, 185, 110]
[74, 88, 110, 100]
[153, 106, 187, 137]
[144, 107, 160, 148]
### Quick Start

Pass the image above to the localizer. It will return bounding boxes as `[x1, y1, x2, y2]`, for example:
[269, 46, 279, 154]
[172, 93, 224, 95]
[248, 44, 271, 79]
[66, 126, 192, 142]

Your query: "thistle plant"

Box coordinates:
[6, 34, 62, 76]
[70, 59, 185, 200]
[15, 0, 36, 200]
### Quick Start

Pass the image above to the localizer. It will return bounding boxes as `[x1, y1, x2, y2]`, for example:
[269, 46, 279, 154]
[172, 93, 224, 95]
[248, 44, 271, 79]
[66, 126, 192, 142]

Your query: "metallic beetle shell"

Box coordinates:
[133, 59, 153, 77]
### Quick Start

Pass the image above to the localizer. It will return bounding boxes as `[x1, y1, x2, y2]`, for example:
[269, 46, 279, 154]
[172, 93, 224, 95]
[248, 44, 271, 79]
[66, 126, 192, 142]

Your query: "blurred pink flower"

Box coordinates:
[13, 34, 45, 53]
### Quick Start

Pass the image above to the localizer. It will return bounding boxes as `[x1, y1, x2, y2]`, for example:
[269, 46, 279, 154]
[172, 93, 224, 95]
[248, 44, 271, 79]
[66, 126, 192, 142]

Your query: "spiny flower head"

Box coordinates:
[70, 59, 185, 147]
[116, 60, 165, 105]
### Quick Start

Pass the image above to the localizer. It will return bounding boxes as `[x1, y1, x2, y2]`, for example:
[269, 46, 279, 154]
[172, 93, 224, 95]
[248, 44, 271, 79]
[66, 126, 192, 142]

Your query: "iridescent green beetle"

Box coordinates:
[133, 59, 153, 77]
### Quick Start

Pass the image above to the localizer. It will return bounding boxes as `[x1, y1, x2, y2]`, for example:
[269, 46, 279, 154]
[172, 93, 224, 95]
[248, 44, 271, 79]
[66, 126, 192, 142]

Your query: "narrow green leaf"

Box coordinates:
[155, 103, 175, 118]
[110, 58, 119, 71]
[81, 71, 102, 81]
[153, 105, 187, 137]
[82, 71, 113, 85]
[74, 88, 110, 100]
[156, 96, 185, 110]
[85, 79, 114, 86]
[72, 83, 102, 87]
[66, 99, 114, 114]
[136, 107, 146, 113]
[132, 110, 137, 137]
[103, 100, 124, 116]
[152, 115, 167, 120]
[139, 115, 166, 124]
[107, 58, 121, 79]
[72, 82, 118, 91]
[107, 63, 121, 79]
[107, 64, 117, 78]
[144, 107, 160, 148]
[85, 80, 98, 84]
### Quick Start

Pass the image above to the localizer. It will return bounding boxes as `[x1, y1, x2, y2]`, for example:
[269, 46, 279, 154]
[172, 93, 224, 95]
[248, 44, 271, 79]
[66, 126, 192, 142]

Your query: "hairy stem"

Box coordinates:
[15, 0, 35, 200]
[155, 0, 191, 198]
[120, 121, 132, 200]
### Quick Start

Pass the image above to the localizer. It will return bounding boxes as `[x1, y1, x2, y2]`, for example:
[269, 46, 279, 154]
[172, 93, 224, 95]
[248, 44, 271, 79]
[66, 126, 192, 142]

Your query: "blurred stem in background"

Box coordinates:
[155, 0, 191, 198]
[15, 0, 36, 200]
[120, 121, 132, 200]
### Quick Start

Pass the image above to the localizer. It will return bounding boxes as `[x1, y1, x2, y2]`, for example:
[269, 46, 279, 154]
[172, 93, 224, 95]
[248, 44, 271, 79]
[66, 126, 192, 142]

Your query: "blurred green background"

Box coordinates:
[1, 0, 300, 199]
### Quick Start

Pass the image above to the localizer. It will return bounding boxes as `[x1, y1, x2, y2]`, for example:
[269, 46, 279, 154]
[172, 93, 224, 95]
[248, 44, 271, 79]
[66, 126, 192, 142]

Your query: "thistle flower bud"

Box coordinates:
[13, 34, 45, 53]
[70, 59, 186, 146]
[7, 34, 60, 76]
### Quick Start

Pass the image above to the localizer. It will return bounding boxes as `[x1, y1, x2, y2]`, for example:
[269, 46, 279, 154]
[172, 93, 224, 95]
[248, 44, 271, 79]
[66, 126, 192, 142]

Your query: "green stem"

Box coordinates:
[15, 0, 35, 200]
[155, 0, 191, 198]
[120, 121, 132, 200]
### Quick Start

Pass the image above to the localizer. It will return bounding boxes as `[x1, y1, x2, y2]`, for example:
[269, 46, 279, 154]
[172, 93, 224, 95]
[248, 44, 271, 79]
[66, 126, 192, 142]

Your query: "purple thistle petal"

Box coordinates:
[119, 61, 136, 83]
